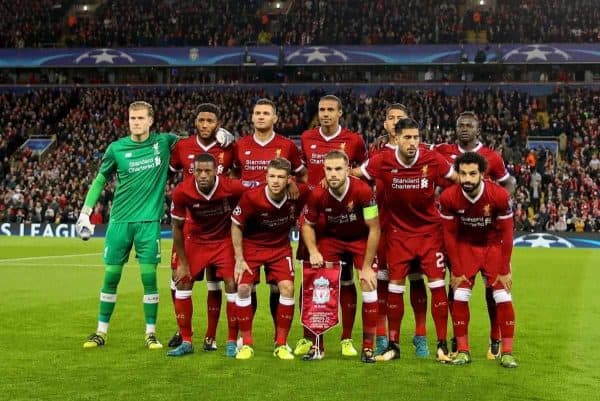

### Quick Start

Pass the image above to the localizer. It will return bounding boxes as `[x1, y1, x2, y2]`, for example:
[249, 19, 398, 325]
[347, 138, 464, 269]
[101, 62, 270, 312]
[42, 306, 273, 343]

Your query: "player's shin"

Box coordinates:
[140, 263, 159, 334]
[451, 288, 472, 352]
[376, 270, 389, 337]
[269, 284, 280, 329]
[236, 285, 254, 346]
[275, 293, 295, 346]
[205, 281, 222, 340]
[174, 290, 193, 342]
[226, 292, 238, 342]
[486, 286, 500, 341]
[361, 290, 378, 350]
[387, 283, 406, 344]
[428, 280, 449, 341]
[410, 276, 428, 337]
[340, 280, 357, 340]
[97, 264, 123, 333]
[493, 290, 515, 354]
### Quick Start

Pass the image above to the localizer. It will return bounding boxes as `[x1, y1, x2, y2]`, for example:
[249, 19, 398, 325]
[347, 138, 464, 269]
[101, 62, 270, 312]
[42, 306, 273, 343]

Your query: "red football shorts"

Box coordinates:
[317, 236, 375, 271]
[386, 228, 445, 281]
[239, 244, 295, 285]
[452, 244, 506, 290]
[171, 238, 235, 280]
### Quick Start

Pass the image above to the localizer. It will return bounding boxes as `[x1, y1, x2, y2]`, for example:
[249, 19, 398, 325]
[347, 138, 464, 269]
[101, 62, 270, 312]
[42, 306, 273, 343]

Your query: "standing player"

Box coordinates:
[370, 103, 431, 358]
[168, 153, 247, 357]
[439, 152, 517, 368]
[435, 111, 515, 359]
[167, 103, 235, 351]
[295, 95, 367, 358]
[77, 101, 178, 349]
[357, 118, 456, 362]
[233, 98, 306, 335]
[302, 150, 380, 363]
[231, 158, 308, 360]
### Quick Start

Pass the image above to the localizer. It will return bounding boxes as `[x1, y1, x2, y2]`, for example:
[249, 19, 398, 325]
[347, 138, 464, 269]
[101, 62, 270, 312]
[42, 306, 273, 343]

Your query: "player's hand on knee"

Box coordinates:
[216, 128, 235, 148]
[450, 274, 471, 291]
[175, 263, 192, 285]
[287, 181, 300, 200]
[309, 252, 324, 267]
[493, 273, 512, 293]
[359, 266, 377, 291]
[234, 259, 252, 285]
[76, 207, 95, 240]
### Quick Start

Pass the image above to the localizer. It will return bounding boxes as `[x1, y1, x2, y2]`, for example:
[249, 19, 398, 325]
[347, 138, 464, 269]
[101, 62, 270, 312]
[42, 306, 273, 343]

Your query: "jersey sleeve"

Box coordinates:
[495, 187, 514, 220]
[360, 153, 382, 181]
[299, 135, 308, 164]
[165, 133, 179, 150]
[303, 191, 321, 225]
[488, 152, 511, 183]
[231, 191, 254, 227]
[288, 141, 305, 174]
[226, 178, 249, 197]
[98, 144, 117, 180]
[169, 141, 183, 172]
[439, 190, 456, 221]
[170, 185, 187, 221]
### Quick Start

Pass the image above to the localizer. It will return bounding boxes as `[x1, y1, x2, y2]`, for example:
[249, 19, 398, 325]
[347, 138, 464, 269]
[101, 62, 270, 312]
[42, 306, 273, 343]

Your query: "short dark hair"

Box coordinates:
[454, 151, 488, 173]
[195, 153, 217, 166]
[457, 111, 479, 127]
[386, 103, 409, 118]
[394, 118, 419, 133]
[319, 95, 343, 110]
[196, 103, 221, 119]
[268, 157, 292, 175]
[254, 98, 277, 114]
[324, 150, 349, 164]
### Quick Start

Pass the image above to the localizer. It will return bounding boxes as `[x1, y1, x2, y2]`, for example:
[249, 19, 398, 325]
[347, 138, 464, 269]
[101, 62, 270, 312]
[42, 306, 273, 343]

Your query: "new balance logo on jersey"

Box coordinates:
[457, 210, 465, 214]
[391, 169, 398, 173]
[125, 152, 132, 158]
[187, 155, 195, 159]
[192, 204, 200, 208]
[310, 144, 317, 149]
[153, 143, 160, 155]
[244, 151, 251, 155]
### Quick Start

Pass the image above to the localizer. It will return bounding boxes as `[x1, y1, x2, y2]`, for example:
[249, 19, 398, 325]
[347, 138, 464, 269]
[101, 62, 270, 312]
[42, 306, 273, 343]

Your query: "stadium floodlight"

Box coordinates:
[275, 2, 281, 8]
[479, 0, 485, 5]
[83, 5, 88, 11]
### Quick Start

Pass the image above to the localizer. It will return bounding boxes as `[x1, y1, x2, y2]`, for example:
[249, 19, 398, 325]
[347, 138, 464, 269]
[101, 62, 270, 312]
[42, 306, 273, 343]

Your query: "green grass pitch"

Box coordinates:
[1, 236, 599, 401]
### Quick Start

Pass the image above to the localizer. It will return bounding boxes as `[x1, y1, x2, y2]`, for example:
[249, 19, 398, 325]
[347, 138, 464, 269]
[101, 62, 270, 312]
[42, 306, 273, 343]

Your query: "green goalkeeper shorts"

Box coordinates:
[103, 221, 161, 265]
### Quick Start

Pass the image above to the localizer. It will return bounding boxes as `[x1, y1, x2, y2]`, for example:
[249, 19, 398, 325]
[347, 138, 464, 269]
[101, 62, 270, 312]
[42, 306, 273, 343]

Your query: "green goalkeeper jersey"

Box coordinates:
[99, 132, 178, 223]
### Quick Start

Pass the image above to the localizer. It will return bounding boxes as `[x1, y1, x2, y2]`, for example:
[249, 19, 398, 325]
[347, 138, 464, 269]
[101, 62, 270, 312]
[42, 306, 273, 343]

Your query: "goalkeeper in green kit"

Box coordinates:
[77, 101, 178, 349]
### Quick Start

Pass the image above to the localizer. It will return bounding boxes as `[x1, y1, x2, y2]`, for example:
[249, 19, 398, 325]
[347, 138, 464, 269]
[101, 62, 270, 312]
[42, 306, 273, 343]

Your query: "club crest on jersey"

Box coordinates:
[483, 204, 491, 216]
[421, 165, 429, 176]
[347, 201, 354, 212]
[153, 143, 160, 155]
[313, 276, 331, 304]
[218, 152, 224, 164]
[275, 148, 282, 158]
[340, 142, 346, 151]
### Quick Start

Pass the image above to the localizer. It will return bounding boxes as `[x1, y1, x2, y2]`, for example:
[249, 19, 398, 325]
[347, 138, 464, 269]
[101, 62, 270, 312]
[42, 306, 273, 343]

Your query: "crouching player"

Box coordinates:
[231, 158, 308, 360]
[439, 152, 517, 368]
[302, 150, 380, 363]
[169, 153, 245, 357]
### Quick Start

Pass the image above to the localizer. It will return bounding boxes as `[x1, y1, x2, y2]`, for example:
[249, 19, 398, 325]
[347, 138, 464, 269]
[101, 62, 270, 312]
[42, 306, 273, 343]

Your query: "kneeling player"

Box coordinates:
[231, 158, 308, 360]
[440, 152, 517, 368]
[302, 150, 380, 363]
[169, 154, 245, 357]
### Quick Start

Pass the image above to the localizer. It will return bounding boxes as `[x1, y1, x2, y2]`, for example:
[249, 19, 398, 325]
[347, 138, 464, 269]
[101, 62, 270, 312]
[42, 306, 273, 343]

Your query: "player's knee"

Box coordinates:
[493, 289, 512, 304]
[388, 283, 406, 294]
[454, 288, 472, 302]
[104, 265, 123, 289]
[206, 281, 221, 292]
[223, 279, 236, 293]
[427, 279, 446, 290]
[238, 284, 251, 298]
[270, 283, 280, 293]
[277, 280, 294, 298]
[176, 280, 193, 291]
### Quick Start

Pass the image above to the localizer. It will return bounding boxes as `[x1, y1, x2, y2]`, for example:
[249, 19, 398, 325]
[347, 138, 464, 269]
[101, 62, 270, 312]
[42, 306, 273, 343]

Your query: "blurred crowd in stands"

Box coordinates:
[2, 0, 600, 48]
[1, 86, 598, 232]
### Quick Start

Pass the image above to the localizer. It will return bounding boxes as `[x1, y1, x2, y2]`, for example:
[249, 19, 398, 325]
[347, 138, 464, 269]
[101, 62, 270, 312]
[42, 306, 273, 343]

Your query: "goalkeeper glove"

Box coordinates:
[216, 128, 235, 148]
[76, 206, 95, 241]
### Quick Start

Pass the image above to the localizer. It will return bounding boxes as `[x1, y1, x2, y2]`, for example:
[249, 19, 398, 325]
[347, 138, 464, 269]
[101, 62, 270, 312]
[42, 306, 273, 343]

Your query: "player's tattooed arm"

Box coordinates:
[172, 218, 192, 286]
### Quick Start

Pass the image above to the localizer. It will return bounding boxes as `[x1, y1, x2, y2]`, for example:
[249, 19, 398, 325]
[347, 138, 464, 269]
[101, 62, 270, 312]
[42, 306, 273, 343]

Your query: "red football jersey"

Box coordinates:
[304, 177, 376, 242]
[301, 126, 367, 186]
[170, 136, 234, 178]
[439, 180, 513, 246]
[233, 133, 304, 186]
[231, 185, 308, 248]
[434, 142, 510, 183]
[170, 175, 246, 242]
[361, 147, 453, 234]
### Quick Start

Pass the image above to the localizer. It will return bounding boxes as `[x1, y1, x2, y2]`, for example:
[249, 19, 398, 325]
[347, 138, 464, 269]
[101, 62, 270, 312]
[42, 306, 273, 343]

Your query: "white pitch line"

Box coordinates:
[0, 253, 102, 263]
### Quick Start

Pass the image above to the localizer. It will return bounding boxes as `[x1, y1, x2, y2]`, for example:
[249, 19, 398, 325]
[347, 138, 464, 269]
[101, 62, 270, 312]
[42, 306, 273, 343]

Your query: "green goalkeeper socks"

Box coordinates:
[98, 264, 123, 328]
[140, 263, 159, 329]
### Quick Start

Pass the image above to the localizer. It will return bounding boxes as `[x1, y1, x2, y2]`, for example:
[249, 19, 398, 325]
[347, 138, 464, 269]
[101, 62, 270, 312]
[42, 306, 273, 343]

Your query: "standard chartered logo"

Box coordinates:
[128, 157, 158, 173]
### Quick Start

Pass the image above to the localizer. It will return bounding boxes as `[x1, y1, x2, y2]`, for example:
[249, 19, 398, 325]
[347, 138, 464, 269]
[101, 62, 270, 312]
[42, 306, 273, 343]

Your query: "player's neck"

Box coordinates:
[320, 124, 340, 137]
[331, 178, 349, 197]
[458, 140, 480, 151]
[396, 149, 415, 166]
[131, 131, 150, 142]
[254, 129, 275, 142]
[197, 135, 216, 147]
[267, 187, 286, 203]
[198, 179, 217, 196]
